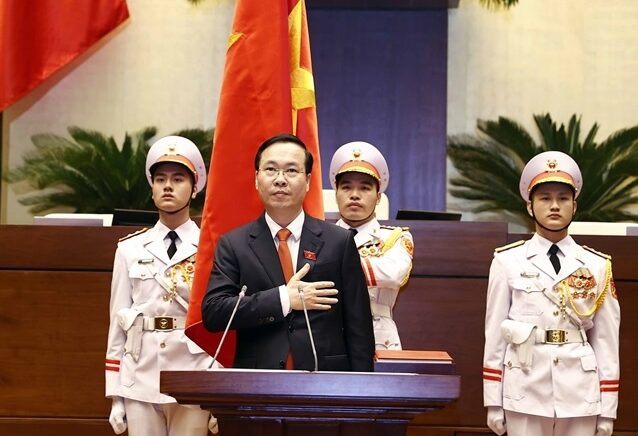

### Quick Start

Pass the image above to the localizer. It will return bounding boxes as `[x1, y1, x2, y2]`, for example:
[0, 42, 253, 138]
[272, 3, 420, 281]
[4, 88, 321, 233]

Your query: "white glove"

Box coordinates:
[108, 397, 127, 435]
[486, 406, 506, 435]
[595, 417, 614, 436]
[208, 414, 219, 434]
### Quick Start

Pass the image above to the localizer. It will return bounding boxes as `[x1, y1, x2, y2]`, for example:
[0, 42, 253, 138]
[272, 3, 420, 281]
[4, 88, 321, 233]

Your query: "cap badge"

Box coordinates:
[168, 144, 177, 154]
[546, 159, 558, 171]
[352, 148, 361, 159]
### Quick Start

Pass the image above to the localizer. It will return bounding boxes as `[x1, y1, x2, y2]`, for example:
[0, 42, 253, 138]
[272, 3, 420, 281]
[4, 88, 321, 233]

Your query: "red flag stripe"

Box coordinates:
[0, 0, 129, 111]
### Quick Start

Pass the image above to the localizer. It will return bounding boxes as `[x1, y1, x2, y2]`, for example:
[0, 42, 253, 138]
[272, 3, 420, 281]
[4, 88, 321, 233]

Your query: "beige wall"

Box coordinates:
[1, 0, 235, 223]
[3, 0, 638, 225]
[447, 0, 638, 228]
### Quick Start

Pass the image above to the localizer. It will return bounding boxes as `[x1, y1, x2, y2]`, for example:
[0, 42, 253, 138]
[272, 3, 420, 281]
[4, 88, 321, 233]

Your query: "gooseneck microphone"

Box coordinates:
[298, 285, 318, 372]
[209, 285, 247, 368]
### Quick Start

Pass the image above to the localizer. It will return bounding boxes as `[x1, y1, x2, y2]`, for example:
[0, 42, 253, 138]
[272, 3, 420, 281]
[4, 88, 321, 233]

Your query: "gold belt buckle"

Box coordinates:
[545, 329, 566, 344]
[154, 316, 174, 330]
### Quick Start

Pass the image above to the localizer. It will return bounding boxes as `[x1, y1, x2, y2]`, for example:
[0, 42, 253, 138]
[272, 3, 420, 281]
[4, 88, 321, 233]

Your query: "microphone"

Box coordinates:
[209, 285, 246, 368]
[298, 285, 318, 372]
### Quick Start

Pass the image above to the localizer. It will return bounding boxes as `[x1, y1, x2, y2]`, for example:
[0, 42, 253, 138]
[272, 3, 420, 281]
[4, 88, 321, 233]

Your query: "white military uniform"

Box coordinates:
[337, 217, 413, 349]
[105, 219, 212, 432]
[483, 233, 620, 429]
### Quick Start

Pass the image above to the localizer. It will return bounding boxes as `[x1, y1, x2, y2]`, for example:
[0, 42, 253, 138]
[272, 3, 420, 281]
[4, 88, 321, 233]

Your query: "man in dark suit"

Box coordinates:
[202, 133, 374, 371]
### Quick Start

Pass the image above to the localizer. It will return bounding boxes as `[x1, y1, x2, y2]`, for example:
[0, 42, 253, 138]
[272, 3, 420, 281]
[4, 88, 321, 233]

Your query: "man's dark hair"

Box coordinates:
[254, 133, 314, 174]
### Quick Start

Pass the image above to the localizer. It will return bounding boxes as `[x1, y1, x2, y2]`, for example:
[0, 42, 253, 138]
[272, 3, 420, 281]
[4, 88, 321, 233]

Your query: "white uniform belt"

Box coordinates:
[535, 328, 586, 345]
[142, 316, 185, 331]
[370, 301, 392, 318]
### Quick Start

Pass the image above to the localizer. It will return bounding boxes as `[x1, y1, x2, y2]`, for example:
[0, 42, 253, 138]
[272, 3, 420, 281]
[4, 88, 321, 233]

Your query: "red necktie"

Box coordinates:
[276, 228, 295, 369]
[276, 228, 293, 282]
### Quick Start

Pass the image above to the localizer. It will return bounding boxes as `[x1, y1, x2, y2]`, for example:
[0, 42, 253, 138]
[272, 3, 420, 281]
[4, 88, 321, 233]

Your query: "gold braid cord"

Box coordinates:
[379, 228, 403, 255]
[379, 227, 413, 288]
[560, 258, 612, 318]
[164, 261, 194, 302]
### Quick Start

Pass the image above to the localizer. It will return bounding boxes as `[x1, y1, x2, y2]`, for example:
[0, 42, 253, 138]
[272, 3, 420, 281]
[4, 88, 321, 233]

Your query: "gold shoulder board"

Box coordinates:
[118, 227, 149, 242]
[582, 245, 611, 260]
[380, 224, 410, 231]
[494, 239, 525, 253]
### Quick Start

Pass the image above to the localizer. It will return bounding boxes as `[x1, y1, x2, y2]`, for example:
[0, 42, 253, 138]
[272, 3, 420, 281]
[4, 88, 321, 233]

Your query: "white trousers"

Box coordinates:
[505, 410, 597, 436]
[124, 398, 210, 436]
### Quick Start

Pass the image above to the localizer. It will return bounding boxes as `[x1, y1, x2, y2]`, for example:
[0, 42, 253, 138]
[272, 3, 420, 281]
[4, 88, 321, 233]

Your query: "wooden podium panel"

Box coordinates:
[161, 369, 460, 436]
[1, 223, 637, 435]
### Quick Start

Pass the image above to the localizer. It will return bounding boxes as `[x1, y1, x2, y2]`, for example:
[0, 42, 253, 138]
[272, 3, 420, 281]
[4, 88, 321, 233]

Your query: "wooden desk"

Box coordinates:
[1, 222, 637, 435]
[162, 369, 460, 436]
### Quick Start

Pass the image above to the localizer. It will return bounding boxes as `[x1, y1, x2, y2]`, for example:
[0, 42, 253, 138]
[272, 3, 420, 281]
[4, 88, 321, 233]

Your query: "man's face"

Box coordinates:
[527, 182, 576, 231]
[151, 162, 194, 212]
[335, 172, 380, 224]
[255, 141, 310, 216]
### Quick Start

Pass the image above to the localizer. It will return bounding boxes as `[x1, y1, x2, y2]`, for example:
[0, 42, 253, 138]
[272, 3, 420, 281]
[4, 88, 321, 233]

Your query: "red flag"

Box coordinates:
[185, 0, 323, 365]
[0, 0, 129, 111]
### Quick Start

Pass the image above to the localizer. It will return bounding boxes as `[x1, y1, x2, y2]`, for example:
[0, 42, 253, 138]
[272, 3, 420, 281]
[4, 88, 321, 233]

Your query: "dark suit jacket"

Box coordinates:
[202, 213, 374, 371]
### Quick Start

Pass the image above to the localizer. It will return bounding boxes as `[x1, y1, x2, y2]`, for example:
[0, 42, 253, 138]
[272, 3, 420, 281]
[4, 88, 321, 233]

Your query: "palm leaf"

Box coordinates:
[6, 126, 214, 215]
[448, 113, 638, 229]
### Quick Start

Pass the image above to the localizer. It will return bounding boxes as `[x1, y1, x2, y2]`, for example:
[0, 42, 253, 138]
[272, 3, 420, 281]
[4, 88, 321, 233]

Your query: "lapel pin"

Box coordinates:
[303, 250, 317, 261]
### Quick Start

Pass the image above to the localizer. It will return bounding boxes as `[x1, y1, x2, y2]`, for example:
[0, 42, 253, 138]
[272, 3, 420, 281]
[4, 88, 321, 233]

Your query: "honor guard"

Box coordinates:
[330, 141, 414, 349]
[105, 136, 218, 435]
[482, 151, 620, 436]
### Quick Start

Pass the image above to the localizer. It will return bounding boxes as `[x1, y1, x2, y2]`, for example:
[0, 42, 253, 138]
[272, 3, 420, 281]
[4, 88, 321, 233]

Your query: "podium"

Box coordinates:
[161, 369, 460, 436]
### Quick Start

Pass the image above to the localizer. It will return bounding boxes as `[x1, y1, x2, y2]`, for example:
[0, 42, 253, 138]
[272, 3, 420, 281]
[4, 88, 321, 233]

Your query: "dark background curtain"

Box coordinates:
[308, 8, 448, 219]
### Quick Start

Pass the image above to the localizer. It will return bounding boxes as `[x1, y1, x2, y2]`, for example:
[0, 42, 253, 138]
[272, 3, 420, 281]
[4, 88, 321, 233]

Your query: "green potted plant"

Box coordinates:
[6, 126, 213, 214]
[448, 113, 638, 230]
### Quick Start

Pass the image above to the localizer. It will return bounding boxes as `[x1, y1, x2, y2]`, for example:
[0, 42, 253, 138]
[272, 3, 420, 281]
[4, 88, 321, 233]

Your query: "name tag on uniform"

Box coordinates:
[138, 258, 154, 264]
[521, 271, 539, 278]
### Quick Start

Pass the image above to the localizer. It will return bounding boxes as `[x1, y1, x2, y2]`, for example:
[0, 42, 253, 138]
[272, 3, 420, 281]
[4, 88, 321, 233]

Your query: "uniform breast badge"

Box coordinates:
[567, 267, 597, 299]
[359, 239, 384, 257]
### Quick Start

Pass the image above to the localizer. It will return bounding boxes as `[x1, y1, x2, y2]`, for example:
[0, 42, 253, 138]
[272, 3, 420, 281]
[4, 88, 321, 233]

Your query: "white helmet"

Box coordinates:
[145, 135, 207, 193]
[519, 151, 582, 201]
[329, 141, 389, 193]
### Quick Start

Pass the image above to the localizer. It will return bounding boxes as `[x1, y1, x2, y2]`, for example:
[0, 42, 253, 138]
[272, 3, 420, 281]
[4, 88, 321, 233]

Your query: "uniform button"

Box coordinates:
[553, 357, 560, 365]
[553, 310, 560, 316]
[269, 316, 275, 322]
[141, 273, 146, 278]
[160, 342, 166, 349]
[279, 360, 285, 369]
[288, 324, 294, 332]
[384, 339, 390, 346]
[507, 361, 512, 368]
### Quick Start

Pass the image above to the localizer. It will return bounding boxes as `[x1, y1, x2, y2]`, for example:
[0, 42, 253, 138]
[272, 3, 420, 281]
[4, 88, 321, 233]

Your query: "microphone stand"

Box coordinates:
[298, 286, 318, 372]
[209, 285, 246, 368]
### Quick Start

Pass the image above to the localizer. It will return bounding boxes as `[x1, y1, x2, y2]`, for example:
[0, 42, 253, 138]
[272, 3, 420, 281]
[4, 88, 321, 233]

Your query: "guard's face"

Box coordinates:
[255, 141, 310, 215]
[335, 172, 380, 224]
[527, 182, 576, 231]
[151, 162, 195, 212]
